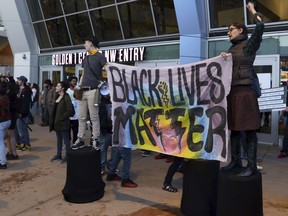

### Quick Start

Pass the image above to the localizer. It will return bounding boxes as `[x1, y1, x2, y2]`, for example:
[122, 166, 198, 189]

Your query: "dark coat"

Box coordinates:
[227, 16, 264, 86]
[16, 85, 31, 117]
[49, 93, 74, 132]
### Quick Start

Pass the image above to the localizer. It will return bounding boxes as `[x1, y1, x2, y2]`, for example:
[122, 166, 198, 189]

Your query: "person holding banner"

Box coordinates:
[71, 35, 107, 150]
[221, 2, 264, 177]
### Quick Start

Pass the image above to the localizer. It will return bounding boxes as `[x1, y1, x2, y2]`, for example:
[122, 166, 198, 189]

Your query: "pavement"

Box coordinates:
[1, 116, 288, 216]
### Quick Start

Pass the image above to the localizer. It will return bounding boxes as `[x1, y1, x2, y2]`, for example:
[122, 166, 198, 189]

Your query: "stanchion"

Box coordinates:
[62, 146, 105, 203]
[181, 159, 220, 216]
[217, 170, 263, 216]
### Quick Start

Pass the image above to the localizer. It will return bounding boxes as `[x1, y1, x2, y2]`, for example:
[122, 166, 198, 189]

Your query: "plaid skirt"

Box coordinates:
[227, 85, 260, 131]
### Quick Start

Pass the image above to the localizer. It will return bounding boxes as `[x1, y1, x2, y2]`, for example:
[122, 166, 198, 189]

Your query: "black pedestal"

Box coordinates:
[181, 160, 220, 216]
[62, 146, 105, 203]
[217, 171, 263, 216]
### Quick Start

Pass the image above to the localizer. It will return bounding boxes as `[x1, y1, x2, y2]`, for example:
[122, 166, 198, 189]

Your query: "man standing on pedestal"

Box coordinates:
[71, 35, 107, 150]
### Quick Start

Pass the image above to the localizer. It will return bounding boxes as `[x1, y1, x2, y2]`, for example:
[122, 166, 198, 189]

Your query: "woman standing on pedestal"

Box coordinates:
[221, 2, 264, 177]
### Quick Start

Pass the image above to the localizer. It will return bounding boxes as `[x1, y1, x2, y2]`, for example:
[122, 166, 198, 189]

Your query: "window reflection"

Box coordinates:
[87, 0, 115, 8]
[33, 22, 51, 49]
[118, 0, 155, 39]
[61, 0, 87, 14]
[39, 0, 63, 19]
[209, 0, 244, 29]
[66, 13, 93, 45]
[152, 0, 178, 35]
[46, 18, 71, 47]
[26, 0, 43, 21]
[90, 6, 123, 42]
[247, 0, 288, 24]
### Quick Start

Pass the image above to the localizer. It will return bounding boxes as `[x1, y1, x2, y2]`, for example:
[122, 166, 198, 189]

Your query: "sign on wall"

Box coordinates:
[51, 47, 145, 66]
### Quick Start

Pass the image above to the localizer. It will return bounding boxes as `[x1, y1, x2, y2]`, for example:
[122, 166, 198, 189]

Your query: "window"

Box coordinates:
[90, 6, 123, 42]
[66, 13, 93, 45]
[39, 0, 63, 19]
[33, 22, 51, 49]
[46, 18, 71, 47]
[61, 0, 87, 14]
[118, 0, 155, 39]
[152, 0, 178, 35]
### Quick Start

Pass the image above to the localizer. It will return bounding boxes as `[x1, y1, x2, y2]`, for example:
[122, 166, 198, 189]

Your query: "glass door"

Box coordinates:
[39, 66, 63, 90]
[254, 55, 280, 145]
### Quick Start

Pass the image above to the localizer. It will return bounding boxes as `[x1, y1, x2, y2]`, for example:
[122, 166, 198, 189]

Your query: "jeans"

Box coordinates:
[77, 89, 100, 140]
[108, 147, 131, 180]
[281, 116, 288, 154]
[99, 132, 112, 171]
[55, 130, 70, 157]
[15, 117, 30, 145]
[0, 120, 11, 165]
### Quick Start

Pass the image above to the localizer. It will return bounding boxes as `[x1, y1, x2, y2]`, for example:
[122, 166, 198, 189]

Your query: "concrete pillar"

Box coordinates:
[173, 0, 208, 64]
[0, 0, 38, 83]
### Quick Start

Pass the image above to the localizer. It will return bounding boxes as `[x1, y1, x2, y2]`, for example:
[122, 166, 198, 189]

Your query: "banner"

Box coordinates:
[105, 55, 232, 162]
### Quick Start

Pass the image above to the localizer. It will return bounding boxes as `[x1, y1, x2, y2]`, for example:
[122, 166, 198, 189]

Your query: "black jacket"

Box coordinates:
[49, 93, 75, 132]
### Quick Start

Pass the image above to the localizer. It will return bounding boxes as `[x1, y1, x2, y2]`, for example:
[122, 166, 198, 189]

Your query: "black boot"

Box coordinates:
[221, 134, 242, 172]
[238, 140, 257, 177]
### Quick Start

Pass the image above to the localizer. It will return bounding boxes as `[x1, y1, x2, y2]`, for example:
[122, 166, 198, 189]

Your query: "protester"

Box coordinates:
[220, 2, 264, 177]
[71, 35, 107, 150]
[5, 75, 19, 160]
[0, 82, 11, 169]
[106, 145, 138, 188]
[98, 83, 113, 175]
[66, 77, 79, 144]
[28, 83, 40, 124]
[15, 76, 32, 151]
[49, 81, 74, 163]
[39, 79, 55, 127]
[162, 156, 184, 192]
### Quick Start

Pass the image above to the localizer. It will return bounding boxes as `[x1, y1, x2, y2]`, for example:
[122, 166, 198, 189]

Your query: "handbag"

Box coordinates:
[74, 87, 83, 100]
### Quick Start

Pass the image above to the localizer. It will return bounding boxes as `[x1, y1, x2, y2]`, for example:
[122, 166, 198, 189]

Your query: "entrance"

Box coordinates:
[40, 66, 63, 89]
[254, 55, 281, 145]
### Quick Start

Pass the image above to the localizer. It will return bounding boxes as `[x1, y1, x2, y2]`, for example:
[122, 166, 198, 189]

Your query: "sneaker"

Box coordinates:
[71, 138, 85, 150]
[141, 150, 150, 157]
[106, 174, 122, 181]
[16, 144, 23, 151]
[61, 156, 67, 164]
[277, 152, 287, 158]
[50, 155, 62, 162]
[21, 144, 31, 151]
[154, 153, 167, 160]
[92, 138, 100, 150]
[0, 163, 7, 169]
[166, 157, 174, 163]
[7, 154, 19, 160]
[121, 178, 138, 188]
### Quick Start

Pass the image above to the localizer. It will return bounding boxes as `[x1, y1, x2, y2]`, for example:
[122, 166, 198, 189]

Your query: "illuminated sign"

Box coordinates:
[52, 52, 87, 66]
[51, 47, 145, 66]
[105, 47, 145, 62]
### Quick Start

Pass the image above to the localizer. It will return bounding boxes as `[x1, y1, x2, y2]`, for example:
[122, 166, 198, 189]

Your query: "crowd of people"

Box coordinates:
[1, 3, 288, 194]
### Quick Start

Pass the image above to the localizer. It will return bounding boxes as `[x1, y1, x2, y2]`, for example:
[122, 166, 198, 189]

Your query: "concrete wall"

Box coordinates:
[0, 0, 39, 83]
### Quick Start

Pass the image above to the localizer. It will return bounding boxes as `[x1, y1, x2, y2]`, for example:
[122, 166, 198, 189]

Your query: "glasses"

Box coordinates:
[228, 27, 238, 33]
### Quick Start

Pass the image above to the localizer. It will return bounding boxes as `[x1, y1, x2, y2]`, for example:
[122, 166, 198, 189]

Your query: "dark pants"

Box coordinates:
[164, 156, 184, 185]
[70, 119, 79, 143]
[281, 116, 288, 154]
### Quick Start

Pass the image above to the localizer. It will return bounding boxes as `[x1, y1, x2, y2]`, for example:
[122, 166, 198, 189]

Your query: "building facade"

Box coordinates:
[0, 0, 288, 145]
